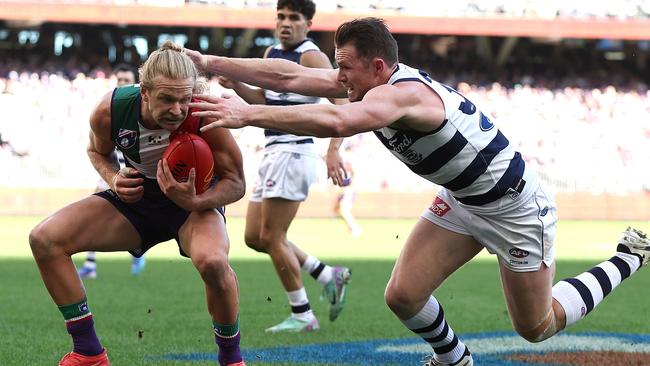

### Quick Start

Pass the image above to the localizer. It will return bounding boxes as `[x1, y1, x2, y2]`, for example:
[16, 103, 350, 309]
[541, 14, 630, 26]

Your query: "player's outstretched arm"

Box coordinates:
[185, 48, 346, 99]
[192, 83, 414, 137]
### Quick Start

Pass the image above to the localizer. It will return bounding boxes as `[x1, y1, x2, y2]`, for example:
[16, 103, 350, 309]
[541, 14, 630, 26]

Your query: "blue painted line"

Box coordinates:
[161, 332, 650, 365]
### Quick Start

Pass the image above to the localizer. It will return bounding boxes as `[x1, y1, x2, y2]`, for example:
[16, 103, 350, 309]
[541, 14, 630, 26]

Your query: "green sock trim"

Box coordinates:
[59, 298, 90, 320]
[59, 298, 91, 320]
[212, 316, 239, 337]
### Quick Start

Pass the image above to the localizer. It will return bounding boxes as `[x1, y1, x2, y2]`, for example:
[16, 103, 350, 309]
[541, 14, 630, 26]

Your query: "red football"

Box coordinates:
[162, 133, 214, 194]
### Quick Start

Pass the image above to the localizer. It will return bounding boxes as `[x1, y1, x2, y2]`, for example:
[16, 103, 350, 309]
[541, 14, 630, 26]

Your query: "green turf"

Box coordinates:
[2, 258, 649, 365]
[1, 216, 649, 365]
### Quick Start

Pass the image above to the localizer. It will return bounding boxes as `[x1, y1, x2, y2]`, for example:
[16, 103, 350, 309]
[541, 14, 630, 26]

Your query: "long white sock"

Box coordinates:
[401, 296, 468, 364]
[553, 252, 640, 327]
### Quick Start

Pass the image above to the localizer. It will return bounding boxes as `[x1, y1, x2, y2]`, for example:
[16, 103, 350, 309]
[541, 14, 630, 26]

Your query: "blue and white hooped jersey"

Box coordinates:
[374, 64, 533, 207]
[264, 39, 321, 149]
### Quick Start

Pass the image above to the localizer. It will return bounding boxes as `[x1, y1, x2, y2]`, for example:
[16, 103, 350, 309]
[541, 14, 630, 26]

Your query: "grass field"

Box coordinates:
[1, 216, 649, 365]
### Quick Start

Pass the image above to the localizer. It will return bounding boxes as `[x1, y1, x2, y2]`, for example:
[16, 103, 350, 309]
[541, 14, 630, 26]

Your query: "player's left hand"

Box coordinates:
[190, 93, 250, 132]
[157, 158, 198, 211]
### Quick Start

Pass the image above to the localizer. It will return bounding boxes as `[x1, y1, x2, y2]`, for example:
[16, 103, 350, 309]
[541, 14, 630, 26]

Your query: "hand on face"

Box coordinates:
[111, 167, 144, 203]
[156, 158, 197, 211]
[189, 93, 250, 133]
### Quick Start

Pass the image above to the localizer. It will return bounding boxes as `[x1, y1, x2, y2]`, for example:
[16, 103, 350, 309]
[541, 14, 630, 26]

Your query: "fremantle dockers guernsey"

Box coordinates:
[264, 39, 321, 147]
[374, 64, 530, 206]
[110, 85, 202, 179]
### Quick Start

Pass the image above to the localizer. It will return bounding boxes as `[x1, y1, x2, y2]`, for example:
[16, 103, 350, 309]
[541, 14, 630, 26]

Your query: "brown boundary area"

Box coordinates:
[2, 1, 650, 39]
[1, 188, 648, 220]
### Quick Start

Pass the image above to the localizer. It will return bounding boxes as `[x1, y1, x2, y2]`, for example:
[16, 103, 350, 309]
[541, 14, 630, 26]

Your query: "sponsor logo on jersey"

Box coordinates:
[117, 129, 137, 149]
[148, 135, 163, 145]
[429, 196, 451, 217]
[388, 134, 413, 154]
[265, 179, 276, 188]
[509, 248, 530, 258]
[402, 149, 424, 164]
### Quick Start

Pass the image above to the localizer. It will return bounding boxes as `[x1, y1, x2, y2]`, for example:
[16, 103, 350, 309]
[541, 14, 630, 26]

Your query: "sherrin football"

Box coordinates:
[162, 133, 214, 194]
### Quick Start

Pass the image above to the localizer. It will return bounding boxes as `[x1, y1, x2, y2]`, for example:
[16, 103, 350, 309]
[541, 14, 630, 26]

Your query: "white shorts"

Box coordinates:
[422, 184, 557, 272]
[250, 150, 317, 202]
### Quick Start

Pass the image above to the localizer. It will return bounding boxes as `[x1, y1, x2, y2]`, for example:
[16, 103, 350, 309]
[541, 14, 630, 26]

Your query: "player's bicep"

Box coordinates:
[88, 91, 116, 156]
[339, 87, 409, 133]
[285, 67, 345, 98]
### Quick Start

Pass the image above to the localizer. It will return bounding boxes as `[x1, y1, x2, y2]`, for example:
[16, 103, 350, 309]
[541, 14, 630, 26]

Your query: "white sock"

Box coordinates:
[402, 296, 467, 364]
[287, 288, 313, 321]
[553, 252, 640, 327]
[302, 255, 333, 285]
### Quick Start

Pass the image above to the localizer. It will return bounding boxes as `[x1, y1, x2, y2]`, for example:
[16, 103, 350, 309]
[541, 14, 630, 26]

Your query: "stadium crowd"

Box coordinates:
[1, 59, 648, 194]
[27, 0, 650, 19]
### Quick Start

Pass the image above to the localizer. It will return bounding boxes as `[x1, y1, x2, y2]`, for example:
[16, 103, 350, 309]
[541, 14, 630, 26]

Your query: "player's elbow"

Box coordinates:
[234, 179, 246, 201]
[230, 174, 246, 202]
[329, 112, 356, 138]
[273, 73, 295, 94]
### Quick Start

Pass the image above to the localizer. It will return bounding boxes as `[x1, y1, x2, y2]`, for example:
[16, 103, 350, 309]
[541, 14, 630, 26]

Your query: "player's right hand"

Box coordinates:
[111, 167, 144, 203]
[216, 76, 241, 90]
[184, 48, 205, 70]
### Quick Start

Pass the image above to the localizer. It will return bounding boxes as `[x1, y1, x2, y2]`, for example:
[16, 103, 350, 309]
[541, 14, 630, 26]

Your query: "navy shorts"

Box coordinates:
[95, 178, 224, 258]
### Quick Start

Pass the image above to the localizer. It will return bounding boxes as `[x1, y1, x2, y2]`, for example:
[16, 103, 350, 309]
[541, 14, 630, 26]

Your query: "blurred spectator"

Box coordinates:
[28, 0, 650, 19]
[0, 66, 648, 194]
[1, 28, 649, 194]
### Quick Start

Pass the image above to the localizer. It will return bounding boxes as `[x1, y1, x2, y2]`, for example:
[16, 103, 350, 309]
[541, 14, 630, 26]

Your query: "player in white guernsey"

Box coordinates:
[77, 64, 148, 279]
[214, 0, 351, 333]
[187, 18, 650, 366]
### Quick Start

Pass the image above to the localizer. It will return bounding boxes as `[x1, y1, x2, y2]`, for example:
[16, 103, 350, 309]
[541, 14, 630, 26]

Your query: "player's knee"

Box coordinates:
[195, 255, 231, 289]
[258, 231, 283, 251]
[28, 224, 59, 260]
[244, 234, 266, 253]
[514, 311, 558, 343]
[384, 281, 414, 315]
[516, 327, 549, 343]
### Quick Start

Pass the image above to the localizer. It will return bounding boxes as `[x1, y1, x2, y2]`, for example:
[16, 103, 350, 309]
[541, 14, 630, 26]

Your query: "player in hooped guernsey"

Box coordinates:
[188, 17, 650, 366]
[374, 63, 534, 207]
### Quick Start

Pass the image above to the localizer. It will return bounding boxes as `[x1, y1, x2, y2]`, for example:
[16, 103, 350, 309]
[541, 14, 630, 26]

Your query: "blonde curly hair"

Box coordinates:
[138, 40, 203, 92]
